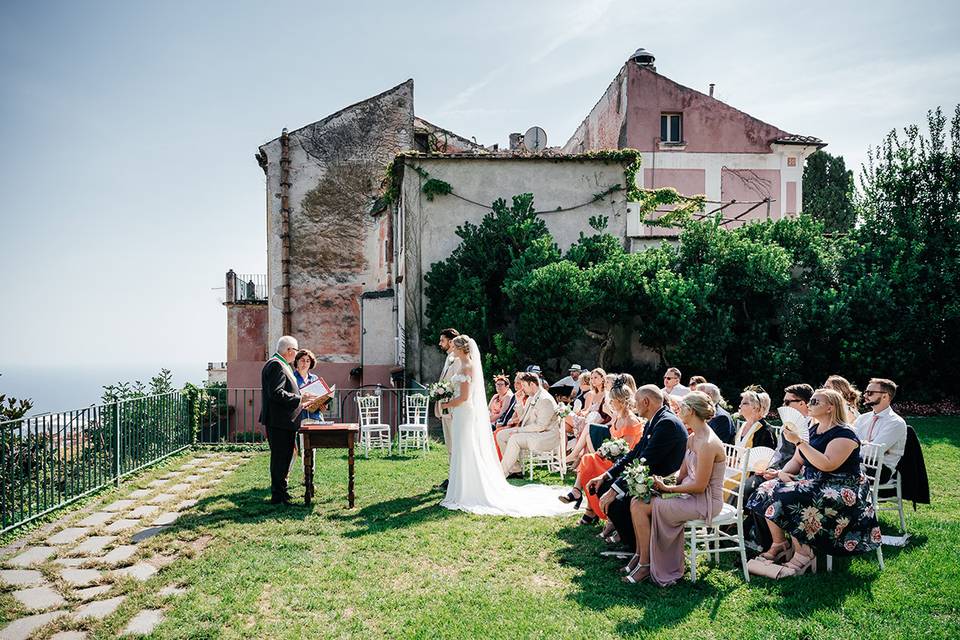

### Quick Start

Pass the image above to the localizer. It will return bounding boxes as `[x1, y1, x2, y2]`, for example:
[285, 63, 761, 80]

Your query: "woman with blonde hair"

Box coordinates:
[747, 388, 880, 577]
[559, 376, 644, 525]
[823, 375, 862, 423]
[734, 387, 776, 449]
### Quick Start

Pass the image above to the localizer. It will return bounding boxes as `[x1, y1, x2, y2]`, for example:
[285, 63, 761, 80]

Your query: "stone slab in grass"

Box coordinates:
[130, 527, 169, 543]
[151, 512, 179, 526]
[127, 489, 152, 499]
[112, 563, 158, 582]
[168, 483, 191, 493]
[60, 568, 102, 588]
[6, 546, 56, 568]
[104, 519, 140, 534]
[148, 493, 176, 505]
[50, 631, 89, 640]
[121, 609, 165, 636]
[146, 479, 169, 488]
[157, 584, 188, 597]
[74, 585, 111, 601]
[0, 610, 66, 640]
[0, 569, 45, 587]
[69, 536, 116, 556]
[183, 475, 203, 482]
[47, 528, 89, 546]
[76, 511, 114, 527]
[104, 500, 135, 512]
[99, 545, 138, 566]
[174, 499, 198, 511]
[53, 557, 91, 568]
[73, 595, 126, 621]
[12, 586, 66, 611]
[127, 505, 160, 519]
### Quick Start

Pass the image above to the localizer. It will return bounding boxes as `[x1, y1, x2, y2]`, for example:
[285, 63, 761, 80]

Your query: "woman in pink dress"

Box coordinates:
[623, 390, 726, 586]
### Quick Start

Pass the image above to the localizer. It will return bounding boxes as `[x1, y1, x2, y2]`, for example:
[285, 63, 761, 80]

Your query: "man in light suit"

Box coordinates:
[499, 372, 560, 477]
[435, 328, 461, 490]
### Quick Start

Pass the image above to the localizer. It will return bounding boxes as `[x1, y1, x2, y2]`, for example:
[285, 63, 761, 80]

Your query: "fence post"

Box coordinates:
[112, 401, 121, 486]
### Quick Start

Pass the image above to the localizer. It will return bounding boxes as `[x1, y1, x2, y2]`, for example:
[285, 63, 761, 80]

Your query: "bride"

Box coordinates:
[437, 335, 576, 517]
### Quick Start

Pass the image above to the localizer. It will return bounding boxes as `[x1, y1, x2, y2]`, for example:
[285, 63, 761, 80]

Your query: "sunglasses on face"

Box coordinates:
[783, 398, 804, 405]
[809, 398, 823, 406]
[863, 390, 885, 397]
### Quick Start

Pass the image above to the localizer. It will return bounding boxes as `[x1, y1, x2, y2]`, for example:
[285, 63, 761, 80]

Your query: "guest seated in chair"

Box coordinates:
[584, 385, 688, 552]
[567, 368, 612, 465]
[498, 373, 560, 477]
[698, 383, 735, 445]
[853, 378, 907, 484]
[734, 387, 776, 449]
[747, 388, 881, 578]
[492, 373, 526, 457]
[824, 374, 863, 424]
[488, 374, 514, 427]
[558, 376, 644, 524]
[621, 391, 727, 585]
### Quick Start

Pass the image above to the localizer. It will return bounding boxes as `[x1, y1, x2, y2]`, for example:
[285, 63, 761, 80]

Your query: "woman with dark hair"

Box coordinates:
[293, 349, 322, 421]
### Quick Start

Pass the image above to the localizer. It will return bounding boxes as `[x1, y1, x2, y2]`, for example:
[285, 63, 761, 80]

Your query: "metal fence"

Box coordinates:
[227, 272, 267, 303]
[199, 386, 431, 444]
[0, 391, 192, 534]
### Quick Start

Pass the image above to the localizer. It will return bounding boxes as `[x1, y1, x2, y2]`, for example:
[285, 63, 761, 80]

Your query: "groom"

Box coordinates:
[498, 372, 559, 478]
[435, 328, 461, 490]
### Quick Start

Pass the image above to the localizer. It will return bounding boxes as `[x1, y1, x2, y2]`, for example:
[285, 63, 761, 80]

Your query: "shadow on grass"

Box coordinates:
[159, 486, 312, 534]
[326, 488, 455, 537]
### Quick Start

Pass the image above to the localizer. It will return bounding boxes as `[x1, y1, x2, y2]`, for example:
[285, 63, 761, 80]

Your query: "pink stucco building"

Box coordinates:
[563, 48, 825, 240]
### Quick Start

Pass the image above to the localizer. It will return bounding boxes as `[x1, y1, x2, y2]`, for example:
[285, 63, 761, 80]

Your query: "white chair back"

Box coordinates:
[724, 445, 752, 508]
[404, 393, 429, 425]
[355, 394, 382, 426]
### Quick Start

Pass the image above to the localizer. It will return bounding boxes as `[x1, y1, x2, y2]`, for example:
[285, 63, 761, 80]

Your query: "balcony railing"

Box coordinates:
[225, 271, 267, 303]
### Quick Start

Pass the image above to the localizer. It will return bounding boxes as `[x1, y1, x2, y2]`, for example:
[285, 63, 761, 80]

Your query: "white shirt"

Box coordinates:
[661, 383, 690, 398]
[553, 375, 579, 388]
[853, 406, 907, 471]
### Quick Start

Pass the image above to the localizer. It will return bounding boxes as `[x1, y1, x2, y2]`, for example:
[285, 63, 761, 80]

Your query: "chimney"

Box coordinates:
[509, 132, 523, 151]
[629, 47, 656, 71]
[709, 83, 715, 97]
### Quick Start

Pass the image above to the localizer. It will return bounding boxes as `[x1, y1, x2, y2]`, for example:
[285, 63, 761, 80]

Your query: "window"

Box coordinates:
[660, 113, 682, 143]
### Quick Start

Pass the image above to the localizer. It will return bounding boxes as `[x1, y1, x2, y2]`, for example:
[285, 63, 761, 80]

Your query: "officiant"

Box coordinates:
[294, 349, 325, 421]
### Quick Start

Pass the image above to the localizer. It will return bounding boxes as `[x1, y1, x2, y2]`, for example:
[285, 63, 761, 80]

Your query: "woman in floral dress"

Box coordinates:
[747, 388, 881, 577]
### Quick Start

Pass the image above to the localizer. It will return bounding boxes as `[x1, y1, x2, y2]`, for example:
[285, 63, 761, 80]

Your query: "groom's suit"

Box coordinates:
[498, 390, 560, 474]
[436, 352, 461, 461]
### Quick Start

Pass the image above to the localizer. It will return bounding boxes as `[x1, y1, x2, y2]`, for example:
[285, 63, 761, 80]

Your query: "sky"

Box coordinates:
[1, 0, 958, 392]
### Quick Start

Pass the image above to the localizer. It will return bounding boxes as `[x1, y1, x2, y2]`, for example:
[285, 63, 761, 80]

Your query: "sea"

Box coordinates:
[0, 364, 205, 418]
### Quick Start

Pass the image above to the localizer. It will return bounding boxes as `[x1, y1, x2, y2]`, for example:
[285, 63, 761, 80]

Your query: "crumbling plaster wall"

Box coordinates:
[260, 81, 414, 380]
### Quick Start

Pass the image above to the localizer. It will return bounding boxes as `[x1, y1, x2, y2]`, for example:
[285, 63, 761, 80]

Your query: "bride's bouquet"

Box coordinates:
[596, 437, 629, 461]
[622, 457, 656, 503]
[428, 381, 454, 404]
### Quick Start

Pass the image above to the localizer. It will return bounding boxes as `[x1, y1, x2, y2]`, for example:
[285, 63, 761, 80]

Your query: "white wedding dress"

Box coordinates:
[440, 338, 577, 517]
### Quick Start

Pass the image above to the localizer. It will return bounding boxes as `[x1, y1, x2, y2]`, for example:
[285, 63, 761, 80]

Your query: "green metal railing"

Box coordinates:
[0, 391, 192, 534]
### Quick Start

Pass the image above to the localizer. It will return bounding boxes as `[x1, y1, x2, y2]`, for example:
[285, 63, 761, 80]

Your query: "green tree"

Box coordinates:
[802, 149, 856, 232]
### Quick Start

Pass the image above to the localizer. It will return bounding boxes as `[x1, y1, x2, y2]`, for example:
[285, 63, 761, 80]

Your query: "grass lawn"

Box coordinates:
[47, 418, 960, 638]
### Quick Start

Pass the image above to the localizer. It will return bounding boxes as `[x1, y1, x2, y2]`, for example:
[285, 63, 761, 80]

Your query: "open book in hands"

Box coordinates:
[777, 406, 810, 443]
[300, 377, 336, 413]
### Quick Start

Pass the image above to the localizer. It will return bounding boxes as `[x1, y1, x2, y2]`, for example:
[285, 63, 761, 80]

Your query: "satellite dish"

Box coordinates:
[523, 126, 547, 152]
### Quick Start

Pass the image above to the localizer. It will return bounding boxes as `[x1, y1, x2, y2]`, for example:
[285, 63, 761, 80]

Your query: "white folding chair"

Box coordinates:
[355, 394, 391, 456]
[523, 419, 567, 481]
[685, 444, 752, 582]
[874, 424, 909, 535]
[397, 393, 429, 454]
[826, 442, 885, 572]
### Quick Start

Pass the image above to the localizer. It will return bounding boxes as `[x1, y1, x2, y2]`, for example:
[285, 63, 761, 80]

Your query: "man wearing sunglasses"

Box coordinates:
[660, 367, 690, 398]
[853, 378, 907, 483]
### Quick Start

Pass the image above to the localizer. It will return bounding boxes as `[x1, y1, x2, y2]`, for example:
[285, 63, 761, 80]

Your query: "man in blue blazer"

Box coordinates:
[585, 384, 688, 550]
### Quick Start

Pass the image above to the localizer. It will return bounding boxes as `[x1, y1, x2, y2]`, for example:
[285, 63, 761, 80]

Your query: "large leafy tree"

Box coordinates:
[802, 150, 856, 232]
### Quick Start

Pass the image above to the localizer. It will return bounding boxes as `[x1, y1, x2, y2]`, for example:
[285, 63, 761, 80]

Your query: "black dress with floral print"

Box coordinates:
[746, 424, 881, 556]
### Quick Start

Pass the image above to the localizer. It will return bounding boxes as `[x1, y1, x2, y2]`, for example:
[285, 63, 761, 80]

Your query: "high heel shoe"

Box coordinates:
[578, 513, 599, 525]
[773, 551, 817, 579]
[558, 489, 583, 509]
[622, 562, 650, 584]
[621, 554, 639, 574]
[756, 540, 791, 565]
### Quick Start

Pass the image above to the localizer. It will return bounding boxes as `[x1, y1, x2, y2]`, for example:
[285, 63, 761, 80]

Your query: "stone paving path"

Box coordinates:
[0, 451, 251, 639]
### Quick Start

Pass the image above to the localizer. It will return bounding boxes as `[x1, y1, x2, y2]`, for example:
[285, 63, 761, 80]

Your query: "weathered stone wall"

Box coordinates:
[259, 80, 414, 389]
[399, 156, 631, 382]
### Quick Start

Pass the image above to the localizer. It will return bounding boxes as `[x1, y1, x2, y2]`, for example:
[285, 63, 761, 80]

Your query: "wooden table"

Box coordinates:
[299, 422, 359, 508]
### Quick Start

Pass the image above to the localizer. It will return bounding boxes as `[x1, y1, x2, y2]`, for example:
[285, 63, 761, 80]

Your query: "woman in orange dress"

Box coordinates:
[492, 373, 526, 458]
[559, 376, 643, 525]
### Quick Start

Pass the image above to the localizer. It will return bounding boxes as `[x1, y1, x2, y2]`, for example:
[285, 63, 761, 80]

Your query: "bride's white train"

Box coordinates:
[439, 336, 577, 517]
